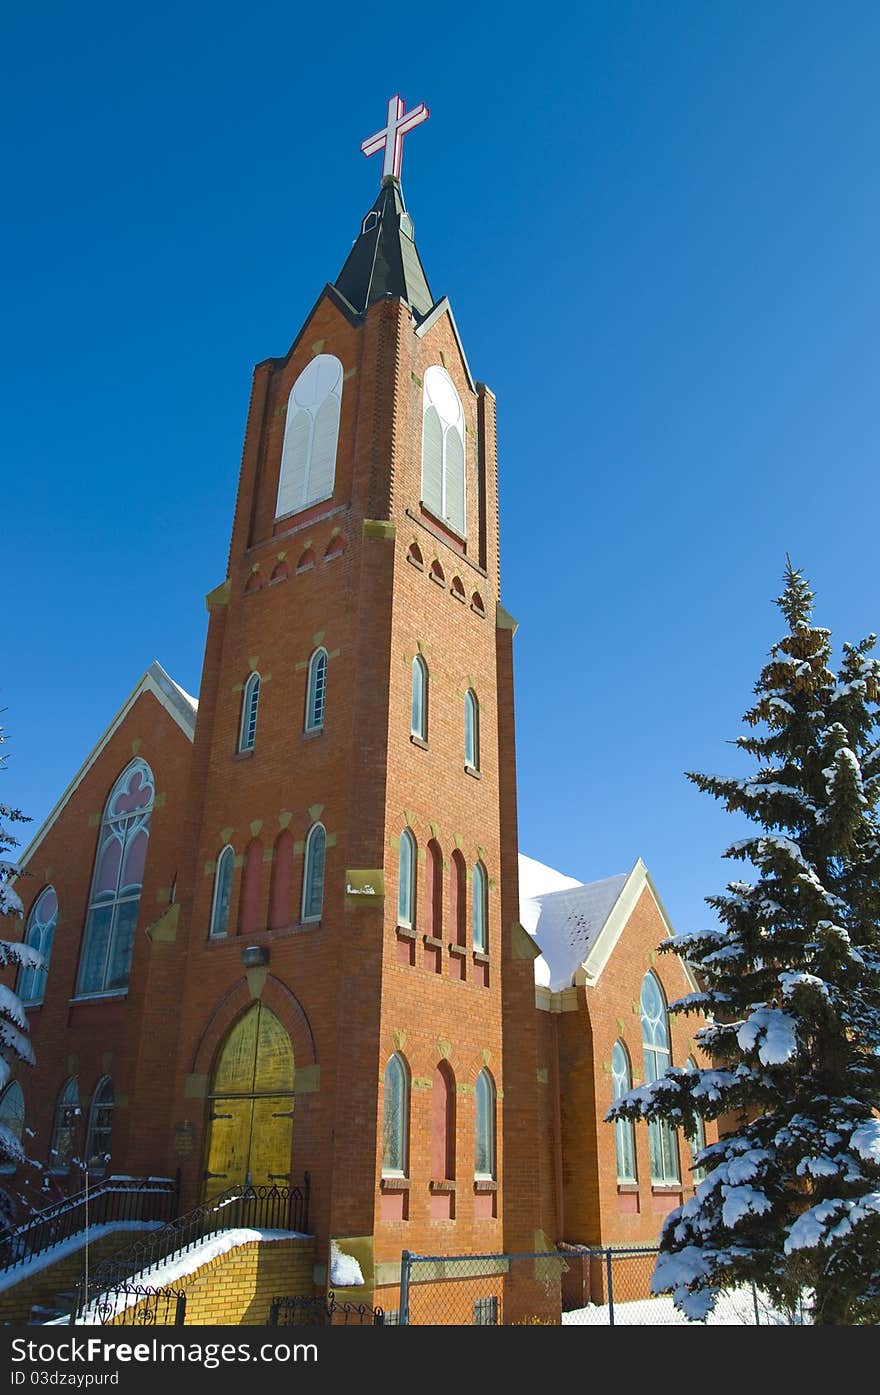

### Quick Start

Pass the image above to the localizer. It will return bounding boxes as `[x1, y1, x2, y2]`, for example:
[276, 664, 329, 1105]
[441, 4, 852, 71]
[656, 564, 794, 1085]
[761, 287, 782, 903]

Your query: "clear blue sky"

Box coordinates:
[3, 1, 879, 940]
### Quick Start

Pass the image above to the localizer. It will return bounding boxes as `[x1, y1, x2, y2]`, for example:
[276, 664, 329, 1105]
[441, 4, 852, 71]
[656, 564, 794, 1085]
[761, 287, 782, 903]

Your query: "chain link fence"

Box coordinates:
[399, 1247, 806, 1325]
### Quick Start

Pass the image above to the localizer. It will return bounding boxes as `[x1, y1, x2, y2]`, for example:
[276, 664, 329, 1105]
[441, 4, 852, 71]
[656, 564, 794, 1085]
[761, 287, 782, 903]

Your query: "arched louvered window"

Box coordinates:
[276, 354, 343, 518]
[611, 1041, 637, 1183]
[0, 1082, 25, 1172]
[398, 829, 416, 929]
[77, 760, 154, 996]
[411, 656, 428, 740]
[305, 648, 328, 732]
[641, 972, 680, 1185]
[18, 885, 57, 1004]
[301, 822, 326, 923]
[49, 1078, 80, 1173]
[464, 689, 479, 770]
[239, 672, 260, 752]
[475, 1069, 496, 1178]
[421, 366, 466, 538]
[686, 1057, 707, 1183]
[472, 861, 488, 954]
[85, 1076, 114, 1174]
[382, 1053, 409, 1176]
[210, 845, 234, 939]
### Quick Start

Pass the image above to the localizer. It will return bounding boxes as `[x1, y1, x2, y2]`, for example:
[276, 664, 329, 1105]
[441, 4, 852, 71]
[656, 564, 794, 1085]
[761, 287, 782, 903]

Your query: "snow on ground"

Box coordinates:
[562, 1286, 802, 1326]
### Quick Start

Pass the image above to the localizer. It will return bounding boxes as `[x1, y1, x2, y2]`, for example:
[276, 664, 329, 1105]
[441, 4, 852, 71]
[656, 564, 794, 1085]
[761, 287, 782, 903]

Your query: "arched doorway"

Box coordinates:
[202, 1003, 295, 1202]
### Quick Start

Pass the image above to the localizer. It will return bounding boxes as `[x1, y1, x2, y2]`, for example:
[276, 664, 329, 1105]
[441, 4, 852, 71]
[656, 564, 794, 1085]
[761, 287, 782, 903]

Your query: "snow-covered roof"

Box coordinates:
[16, 661, 197, 871]
[519, 852, 686, 992]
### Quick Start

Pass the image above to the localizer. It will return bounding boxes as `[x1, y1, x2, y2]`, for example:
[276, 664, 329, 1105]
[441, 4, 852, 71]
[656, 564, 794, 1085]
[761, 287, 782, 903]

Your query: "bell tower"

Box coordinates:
[171, 97, 529, 1302]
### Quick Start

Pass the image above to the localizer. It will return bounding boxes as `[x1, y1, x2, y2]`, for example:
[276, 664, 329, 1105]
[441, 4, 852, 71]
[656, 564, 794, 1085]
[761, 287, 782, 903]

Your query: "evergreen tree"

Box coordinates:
[0, 718, 41, 1172]
[607, 562, 880, 1325]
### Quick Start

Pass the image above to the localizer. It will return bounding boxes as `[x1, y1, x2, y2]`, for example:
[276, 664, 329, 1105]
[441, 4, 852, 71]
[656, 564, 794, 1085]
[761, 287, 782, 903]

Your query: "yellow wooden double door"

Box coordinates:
[203, 1003, 295, 1202]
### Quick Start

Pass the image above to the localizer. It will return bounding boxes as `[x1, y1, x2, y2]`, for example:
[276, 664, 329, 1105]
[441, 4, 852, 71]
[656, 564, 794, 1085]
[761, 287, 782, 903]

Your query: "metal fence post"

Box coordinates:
[605, 1248, 614, 1327]
[175, 1293, 187, 1327]
[399, 1250, 412, 1326]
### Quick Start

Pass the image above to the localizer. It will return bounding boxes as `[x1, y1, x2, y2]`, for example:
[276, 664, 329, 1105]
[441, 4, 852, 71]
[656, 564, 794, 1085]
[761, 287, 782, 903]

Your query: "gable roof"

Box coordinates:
[519, 852, 694, 993]
[16, 661, 197, 871]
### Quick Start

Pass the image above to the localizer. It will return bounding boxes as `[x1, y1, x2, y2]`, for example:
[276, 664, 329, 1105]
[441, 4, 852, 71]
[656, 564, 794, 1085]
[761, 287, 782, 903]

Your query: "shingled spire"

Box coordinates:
[332, 177, 434, 320]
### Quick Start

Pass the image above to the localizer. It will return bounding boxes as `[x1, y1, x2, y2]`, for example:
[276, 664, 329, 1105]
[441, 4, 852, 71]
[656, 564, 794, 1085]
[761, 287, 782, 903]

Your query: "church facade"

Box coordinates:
[1, 123, 712, 1315]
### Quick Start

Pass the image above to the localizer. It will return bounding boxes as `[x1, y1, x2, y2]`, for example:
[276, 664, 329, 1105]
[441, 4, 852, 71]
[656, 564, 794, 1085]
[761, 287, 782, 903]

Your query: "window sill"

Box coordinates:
[472, 951, 489, 965]
[651, 1184, 682, 1196]
[429, 1179, 457, 1193]
[473, 1179, 497, 1193]
[428, 571, 446, 587]
[69, 990, 128, 1004]
[617, 1182, 639, 1194]
[464, 764, 481, 780]
[396, 925, 417, 941]
[406, 555, 424, 572]
[410, 734, 429, 751]
[380, 1176, 410, 1192]
[470, 604, 486, 619]
[301, 727, 324, 741]
[422, 935, 443, 949]
[448, 943, 467, 958]
[418, 502, 467, 548]
[233, 748, 254, 760]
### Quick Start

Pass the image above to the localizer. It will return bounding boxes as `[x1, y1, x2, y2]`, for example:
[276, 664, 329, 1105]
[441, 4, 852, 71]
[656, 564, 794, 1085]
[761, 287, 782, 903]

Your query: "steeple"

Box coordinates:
[332, 177, 434, 320]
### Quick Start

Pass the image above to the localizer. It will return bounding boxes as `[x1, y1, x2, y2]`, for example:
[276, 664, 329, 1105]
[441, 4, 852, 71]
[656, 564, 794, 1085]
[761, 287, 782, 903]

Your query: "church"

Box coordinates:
[0, 98, 712, 1322]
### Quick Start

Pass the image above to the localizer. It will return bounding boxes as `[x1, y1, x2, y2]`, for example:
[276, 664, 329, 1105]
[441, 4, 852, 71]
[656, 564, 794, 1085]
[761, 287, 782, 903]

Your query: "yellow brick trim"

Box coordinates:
[206, 579, 231, 611]
[363, 519, 396, 541]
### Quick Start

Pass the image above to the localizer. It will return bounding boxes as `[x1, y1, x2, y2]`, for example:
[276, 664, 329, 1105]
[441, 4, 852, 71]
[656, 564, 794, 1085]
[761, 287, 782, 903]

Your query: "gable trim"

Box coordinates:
[413, 298, 477, 394]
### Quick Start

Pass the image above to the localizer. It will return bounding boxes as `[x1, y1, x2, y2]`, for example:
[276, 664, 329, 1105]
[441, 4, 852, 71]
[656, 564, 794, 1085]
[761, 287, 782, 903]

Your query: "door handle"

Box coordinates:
[269, 1173, 291, 1180]
[210, 1112, 233, 1120]
[203, 1170, 228, 1179]
[271, 1110, 295, 1119]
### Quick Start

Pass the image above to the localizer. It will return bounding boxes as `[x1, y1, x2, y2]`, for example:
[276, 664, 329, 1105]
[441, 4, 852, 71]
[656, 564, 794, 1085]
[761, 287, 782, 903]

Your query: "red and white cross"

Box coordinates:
[361, 94, 430, 182]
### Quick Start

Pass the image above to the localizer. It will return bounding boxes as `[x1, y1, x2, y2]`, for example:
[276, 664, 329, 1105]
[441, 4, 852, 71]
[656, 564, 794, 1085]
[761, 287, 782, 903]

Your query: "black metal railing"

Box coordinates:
[72, 1177, 310, 1322]
[268, 1292, 385, 1326]
[0, 1175, 179, 1275]
[89, 1282, 187, 1327]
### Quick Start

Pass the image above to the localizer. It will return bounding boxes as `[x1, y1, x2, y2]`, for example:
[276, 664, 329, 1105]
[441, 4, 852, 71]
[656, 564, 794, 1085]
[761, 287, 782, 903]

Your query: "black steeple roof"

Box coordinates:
[332, 177, 434, 320]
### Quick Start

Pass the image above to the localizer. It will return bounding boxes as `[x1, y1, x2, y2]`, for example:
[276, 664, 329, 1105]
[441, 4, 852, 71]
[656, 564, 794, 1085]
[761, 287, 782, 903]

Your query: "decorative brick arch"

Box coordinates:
[189, 973, 317, 1079]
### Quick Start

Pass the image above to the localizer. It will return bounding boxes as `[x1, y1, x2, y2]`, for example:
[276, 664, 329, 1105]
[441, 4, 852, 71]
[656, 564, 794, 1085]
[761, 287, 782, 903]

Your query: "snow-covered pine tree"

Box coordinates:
[607, 562, 880, 1325]
[0, 719, 41, 1174]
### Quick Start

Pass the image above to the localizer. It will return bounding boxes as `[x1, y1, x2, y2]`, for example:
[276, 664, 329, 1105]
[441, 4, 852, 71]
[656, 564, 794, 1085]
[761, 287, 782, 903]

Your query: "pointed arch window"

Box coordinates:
[472, 861, 488, 954]
[611, 1041, 637, 1184]
[398, 829, 416, 929]
[475, 1069, 496, 1179]
[641, 972, 680, 1185]
[17, 885, 57, 1004]
[49, 1078, 80, 1173]
[685, 1057, 707, 1183]
[382, 1053, 409, 1177]
[305, 649, 328, 733]
[210, 845, 235, 939]
[76, 760, 154, 997]
[431, 1062, 456, 1181]
[301, 823, 326, 923]
[239, 672, 260, 752]
[0, 1082, 25, 1173]
[86, 1077, 114, 1174]
[411, 656, 428, 741]
[276, 354, 343, 519]
[464, 690, 479, 771]
[421, 366, 466, 538]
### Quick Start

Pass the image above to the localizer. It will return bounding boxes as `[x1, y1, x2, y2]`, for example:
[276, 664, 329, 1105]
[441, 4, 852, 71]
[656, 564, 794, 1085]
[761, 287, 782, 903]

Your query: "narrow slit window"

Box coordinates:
[239, 672, 260, 752]
[301, 823, 327, 923]
[305, 649, 328, 732]
[465, 690, 479, 770]
[398, 829, 416, 929]
[210, 846, 234, 939]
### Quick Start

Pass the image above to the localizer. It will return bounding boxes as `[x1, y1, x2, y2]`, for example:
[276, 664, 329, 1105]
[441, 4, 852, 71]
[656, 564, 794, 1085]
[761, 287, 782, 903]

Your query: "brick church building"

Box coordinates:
[1, 103, 712, 1317]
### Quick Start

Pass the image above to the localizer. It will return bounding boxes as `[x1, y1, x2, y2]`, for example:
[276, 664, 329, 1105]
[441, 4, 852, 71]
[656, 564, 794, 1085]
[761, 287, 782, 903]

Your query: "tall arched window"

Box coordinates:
[472, 861, 488, 953]
[611, 1041, 637, 1184]
[0, 1082, 25, 1172]
[301, 822, 326, 923]
[398, 829, 416, 929]
[305, 649, 328, 733]
[49, 1078, 80, 1173]
[686, 1056, 707, 1183]
[425, 840, 443, 939]
[77, 760, 154, 996]
[641, 972, 680, 1185]
[269, 830, 294, 930]
[431, 1062, 456, 1181]
[450, 850, 467, 948]
[18, 886, 57, 1003]
[239, 838, 263, 935]
[464, 689, 479, 771]
[475, 1069, 496, 1179]
[210, 845, 234, 939]
[276, 354, 343, 519]
[85, 1077, 114, 1174]
[421, 366, 466, 537]
[239, 672, 260, 752]
[382, 1053, 409, 1177]
[411, 656, 428, 741]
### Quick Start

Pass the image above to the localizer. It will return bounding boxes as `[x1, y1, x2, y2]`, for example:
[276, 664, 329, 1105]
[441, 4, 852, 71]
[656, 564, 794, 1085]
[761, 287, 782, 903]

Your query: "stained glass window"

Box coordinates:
[472, 861, 488, 954]
[612, 1041, 637, 1183]
[382, 1053, 408, 1176]
[641, 973, 680, 1185]
[86, 1077, 114, 1173]
[475, 1069, 496, 1178]
[210, 846, 234, 939]
[0, 1082, 24, 1173]
[49, 1078, 80, 1173]
[18, 886, 57, 1003]
[398, 830, 415, 929]
[301, 823, 326, 923]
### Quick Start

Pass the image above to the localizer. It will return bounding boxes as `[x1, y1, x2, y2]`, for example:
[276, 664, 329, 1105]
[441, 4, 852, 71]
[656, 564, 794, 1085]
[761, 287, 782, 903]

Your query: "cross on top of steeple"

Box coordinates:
[360, 94, 430, 184]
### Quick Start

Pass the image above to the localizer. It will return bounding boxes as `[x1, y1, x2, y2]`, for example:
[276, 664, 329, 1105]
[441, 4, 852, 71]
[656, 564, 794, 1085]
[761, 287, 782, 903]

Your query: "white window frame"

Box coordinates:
[275, 354, 344, 519]
[305, 649, 328, 733]
[239, 672, 260, 752]
[301, 822, 327, 924]
[420, 365, 467, 539]
[612, 1040, 637, 1184]
[474, 1068, 496, 1180]
[472, 861, 488, 954]
[398, 829, 416, 929]
[382, 1053, 409, 1178]
[411, 656, 428, 740]
[641, 972, 680, 1185]
[464, 689, 479, 770]
[210, 845, 235, 939]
